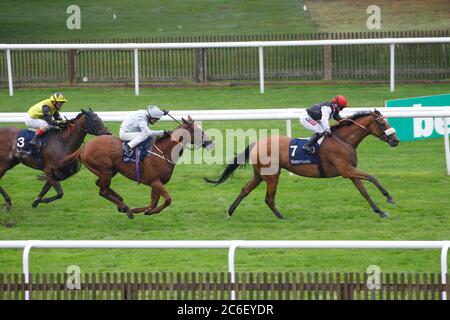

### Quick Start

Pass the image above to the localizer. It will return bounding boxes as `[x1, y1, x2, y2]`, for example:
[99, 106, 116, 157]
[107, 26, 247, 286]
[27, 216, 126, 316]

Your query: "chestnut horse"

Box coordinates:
[0, 109, 110, 210]
[60, 116, 214, 219]
[206, 110, 399, 219]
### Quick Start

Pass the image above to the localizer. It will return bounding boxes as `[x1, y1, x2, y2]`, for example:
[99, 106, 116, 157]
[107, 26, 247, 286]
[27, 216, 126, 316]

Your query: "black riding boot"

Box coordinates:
[302, 133, 323, 154]
[29, 134, 42, 148]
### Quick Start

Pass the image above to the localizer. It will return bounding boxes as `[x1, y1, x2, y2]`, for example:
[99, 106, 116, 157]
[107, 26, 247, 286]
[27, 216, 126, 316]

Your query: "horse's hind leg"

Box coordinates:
[262, 173, 285, 220]
[0, 167, 12, 211]
[228, 172, 262, 218]
[97, 175, 133, 219]
[0, 186, 12, 211]
[95, 177, 123, 202]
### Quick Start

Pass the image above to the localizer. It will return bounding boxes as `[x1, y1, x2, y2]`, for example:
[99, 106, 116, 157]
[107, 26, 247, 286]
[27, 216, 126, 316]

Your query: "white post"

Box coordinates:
[6, 49, 13, 96]
[444, 117, 450, 176]
[258, 47, 264, 94]
[390, 44, 395, 92]
[228, 241, 243, 300]
[134, 48, 139, 96]
[286, 119, 292, 138]
[22, 241, 37, 300]
[441, 243, 449, 300]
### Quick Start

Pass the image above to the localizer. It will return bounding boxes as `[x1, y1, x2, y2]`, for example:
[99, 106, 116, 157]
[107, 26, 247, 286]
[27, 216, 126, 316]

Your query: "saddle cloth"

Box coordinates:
[122, 137, 154, 163]
[288, 138, 325, 177]
[289, 138, 322, 165]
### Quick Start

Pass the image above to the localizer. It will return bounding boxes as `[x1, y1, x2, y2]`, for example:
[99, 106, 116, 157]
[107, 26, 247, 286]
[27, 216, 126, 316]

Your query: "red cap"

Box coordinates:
[332, 95, 348, 108]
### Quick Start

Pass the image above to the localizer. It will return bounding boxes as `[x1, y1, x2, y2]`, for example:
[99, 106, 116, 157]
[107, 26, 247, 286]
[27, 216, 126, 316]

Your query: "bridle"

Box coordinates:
[346, 114, 396, 143]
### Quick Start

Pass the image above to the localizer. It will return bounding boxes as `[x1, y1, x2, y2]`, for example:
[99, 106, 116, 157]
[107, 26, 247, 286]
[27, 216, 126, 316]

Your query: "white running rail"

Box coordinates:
[1, 107, 449, 175]
[0, 240, 449, 300]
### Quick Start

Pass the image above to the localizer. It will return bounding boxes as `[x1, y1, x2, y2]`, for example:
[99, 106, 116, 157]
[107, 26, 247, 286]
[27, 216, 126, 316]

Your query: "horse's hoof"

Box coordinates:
[31, 200, 40, 208]
[117, 206, 129, 213]
[1, 202, 12, 211]
[379, 212, 389, 218]
[126, 211, 134, 219]
[387, 197, 395, 205]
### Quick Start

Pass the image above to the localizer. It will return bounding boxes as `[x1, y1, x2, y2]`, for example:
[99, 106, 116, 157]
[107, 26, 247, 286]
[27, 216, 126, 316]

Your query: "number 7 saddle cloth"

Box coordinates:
[289, 138, 325, 177]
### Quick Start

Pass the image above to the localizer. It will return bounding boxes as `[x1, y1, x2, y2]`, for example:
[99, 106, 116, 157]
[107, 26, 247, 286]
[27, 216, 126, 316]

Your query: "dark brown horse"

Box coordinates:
[60, 115, 214, 219]
[0, 109, 110, 210]
[206, 110, 400, 219]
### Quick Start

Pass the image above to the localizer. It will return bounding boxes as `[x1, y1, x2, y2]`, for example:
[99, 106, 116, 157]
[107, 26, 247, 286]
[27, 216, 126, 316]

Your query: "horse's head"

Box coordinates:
[365, 110, 399, 147]
[78, 108, 111, 136]
[178, 115, 214, 150]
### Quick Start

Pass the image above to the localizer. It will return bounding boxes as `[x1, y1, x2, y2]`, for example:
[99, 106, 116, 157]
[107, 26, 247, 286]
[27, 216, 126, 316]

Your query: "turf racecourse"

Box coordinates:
[0, 84, 449, 275]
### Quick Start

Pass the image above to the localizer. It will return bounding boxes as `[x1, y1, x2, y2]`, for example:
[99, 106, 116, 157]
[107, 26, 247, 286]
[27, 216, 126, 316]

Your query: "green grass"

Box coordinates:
[305, 0, 450, 32]
[0, 84, 449, 275]
[0, 0, 314, 41]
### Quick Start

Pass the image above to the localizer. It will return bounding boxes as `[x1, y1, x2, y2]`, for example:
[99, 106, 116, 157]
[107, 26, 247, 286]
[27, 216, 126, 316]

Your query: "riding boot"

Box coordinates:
[122, 143, 132, 155]
[302, 132, 323, 154]
[29, 134, 42, 149]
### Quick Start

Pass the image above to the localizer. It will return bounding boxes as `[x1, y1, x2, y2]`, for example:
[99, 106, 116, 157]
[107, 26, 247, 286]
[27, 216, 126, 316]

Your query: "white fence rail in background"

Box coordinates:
[1, 106, 449, 174]
[0, 240, 449, 300]
[2, 37, 450, 96]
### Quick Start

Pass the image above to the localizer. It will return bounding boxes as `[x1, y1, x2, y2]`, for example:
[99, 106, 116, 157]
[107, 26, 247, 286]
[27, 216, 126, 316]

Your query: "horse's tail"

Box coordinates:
[204, 142, 255, 185]
[58, 148, 82, 168]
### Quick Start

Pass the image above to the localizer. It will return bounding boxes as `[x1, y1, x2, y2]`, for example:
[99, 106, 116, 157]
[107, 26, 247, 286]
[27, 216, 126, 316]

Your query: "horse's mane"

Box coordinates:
[331, 110, 376, 131]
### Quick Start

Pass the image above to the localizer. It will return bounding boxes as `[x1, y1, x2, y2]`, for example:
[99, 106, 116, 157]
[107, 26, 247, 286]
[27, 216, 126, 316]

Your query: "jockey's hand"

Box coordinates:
[54, 120, 66, 127]
[324, 129, 331, 135]
[163, 130, 172, 136]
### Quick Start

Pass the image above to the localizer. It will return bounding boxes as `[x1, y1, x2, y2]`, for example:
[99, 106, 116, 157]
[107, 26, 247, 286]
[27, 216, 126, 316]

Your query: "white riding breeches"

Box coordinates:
[119, 130, 151, 149]
[24, 114, 50, 130]
[300, 117, 326, 134]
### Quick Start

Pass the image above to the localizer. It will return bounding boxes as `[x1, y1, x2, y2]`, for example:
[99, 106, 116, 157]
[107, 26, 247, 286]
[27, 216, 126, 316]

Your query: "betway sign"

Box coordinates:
[386, 94, 450, 141]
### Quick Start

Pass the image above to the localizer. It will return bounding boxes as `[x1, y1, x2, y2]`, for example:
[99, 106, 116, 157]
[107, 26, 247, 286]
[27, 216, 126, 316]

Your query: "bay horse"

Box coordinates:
[206, 110, 399, 219]
[60, 115, 214, 219]
[0, 109, 110, 210]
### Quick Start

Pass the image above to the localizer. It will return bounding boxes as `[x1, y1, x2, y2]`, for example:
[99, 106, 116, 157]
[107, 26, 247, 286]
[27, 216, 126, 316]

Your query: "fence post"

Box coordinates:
[6, 49, 13, 96]
[134, 48, 139, 96]
[258, 47, 264, 94]
[195, 48, 206, 83]
[323, 45, 332, 80]
[441, 243, 449, 300]
[68, 50, 76, 84]
[390, 44, 395, 92]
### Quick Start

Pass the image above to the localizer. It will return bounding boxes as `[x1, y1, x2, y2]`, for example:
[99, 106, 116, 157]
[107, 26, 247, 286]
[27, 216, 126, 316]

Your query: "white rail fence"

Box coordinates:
[0, 240, 449, 300]
[2, 107, 449, 174]
[2, 37, 450, 96]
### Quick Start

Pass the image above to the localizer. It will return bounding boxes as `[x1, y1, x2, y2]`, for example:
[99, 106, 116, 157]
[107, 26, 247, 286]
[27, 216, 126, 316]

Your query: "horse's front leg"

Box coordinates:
[131, 188, 160, 214]
[366, 175, 395, 205]
[346, 167, 394, 204]
[32, 179, 64, 207]
[351, 178, 389, 218]
[144, 180, 171, 215]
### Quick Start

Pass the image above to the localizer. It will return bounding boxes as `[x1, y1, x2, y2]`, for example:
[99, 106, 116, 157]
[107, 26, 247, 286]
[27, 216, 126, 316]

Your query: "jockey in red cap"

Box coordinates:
[300, 95, 348, 154]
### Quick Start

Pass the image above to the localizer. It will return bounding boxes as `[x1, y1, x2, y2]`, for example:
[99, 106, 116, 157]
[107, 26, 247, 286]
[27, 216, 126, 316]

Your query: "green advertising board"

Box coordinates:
[385, 93, 450, 141]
